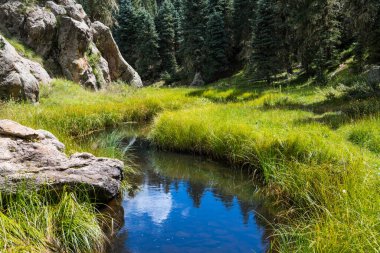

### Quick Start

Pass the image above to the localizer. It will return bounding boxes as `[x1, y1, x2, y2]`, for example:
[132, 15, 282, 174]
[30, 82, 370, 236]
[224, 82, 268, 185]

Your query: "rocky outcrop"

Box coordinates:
[0, 0, 142, 89]
[91, 22, 142, 87]
[58, 16, 99, 89]
[0, 35, 51, 103]
[365, 65, 380, 86]
[191, 72, 205, 86]
[0, 120, 124, 202]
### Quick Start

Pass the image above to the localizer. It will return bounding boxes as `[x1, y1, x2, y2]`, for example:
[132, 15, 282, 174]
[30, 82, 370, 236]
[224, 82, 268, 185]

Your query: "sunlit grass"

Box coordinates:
[0, 79, 205, 155]
[0, 67, 379, 252]
[0, 32, 44, 65]
[0, 188, 106, 253]
[150, 91, 380, 252]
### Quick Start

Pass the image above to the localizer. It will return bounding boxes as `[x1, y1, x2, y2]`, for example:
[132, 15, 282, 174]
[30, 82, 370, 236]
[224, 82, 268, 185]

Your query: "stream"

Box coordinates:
[104, 133, 272, 253]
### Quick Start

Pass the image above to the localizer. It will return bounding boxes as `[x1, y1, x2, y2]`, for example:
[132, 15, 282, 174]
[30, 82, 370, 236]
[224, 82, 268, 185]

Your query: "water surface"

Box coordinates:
[108, 146, 271, 253]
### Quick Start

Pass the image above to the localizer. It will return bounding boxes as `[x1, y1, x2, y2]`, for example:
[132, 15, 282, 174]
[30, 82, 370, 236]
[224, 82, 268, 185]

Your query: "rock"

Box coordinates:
[191, 72, 205, 86]
[28, 60, 52, 85]
[58, 16, 98, 89]
[91, 21, 142, 87]
[0, 120, 124, 202]
[0, 0, 142, 89]
[0, 119, 40, 140]
[46, 1, 67, 16]
[0, 1, 24, 37]
[365, 65, 380, 86]
[0, 35, 51, 102]
[62, 1, 90, 25]
[24, 7, 57, 57]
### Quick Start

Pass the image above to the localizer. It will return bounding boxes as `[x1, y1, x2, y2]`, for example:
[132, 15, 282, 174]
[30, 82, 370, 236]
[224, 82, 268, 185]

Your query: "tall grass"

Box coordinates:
[0, 79, 206, 252]
[0, 188, 106, 253]
[0, 32, 44, 65]
[0, 69, 379, 252]
[0, 79, 205, 155]
[150, 103, 380, 252]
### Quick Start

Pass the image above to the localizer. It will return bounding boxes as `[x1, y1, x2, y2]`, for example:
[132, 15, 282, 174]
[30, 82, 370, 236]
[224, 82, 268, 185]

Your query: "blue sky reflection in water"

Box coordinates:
[112, 150, 270, 253]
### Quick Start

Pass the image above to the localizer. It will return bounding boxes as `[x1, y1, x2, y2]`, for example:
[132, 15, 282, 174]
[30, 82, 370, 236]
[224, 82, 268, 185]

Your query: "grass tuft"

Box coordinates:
[0, 188, 106, 253]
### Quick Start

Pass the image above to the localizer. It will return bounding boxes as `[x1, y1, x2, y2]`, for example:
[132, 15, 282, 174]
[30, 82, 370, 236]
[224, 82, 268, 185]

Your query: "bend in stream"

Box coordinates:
[103, 132, 273, 253]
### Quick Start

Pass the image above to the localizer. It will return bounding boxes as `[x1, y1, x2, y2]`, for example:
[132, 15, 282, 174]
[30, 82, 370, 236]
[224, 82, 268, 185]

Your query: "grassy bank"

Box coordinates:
[149, 70, 380, 252]
[0, 79, 204, 252]
[150, 104, 379, 252]
[0, 69, 379, 251]
[0, 79, 204, 156]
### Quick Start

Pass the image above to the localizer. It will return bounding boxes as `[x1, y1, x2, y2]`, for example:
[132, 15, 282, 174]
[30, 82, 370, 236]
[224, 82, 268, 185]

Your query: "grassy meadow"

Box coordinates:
[0, 67, 379, 252]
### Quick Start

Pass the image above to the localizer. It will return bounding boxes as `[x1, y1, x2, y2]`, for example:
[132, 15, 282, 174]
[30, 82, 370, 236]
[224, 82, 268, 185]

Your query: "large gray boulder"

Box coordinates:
[0, 120, 124, 202]
[0, 35, 51, 102]
[91, 21, 143, 87]
[0, 0, 142, 88]
[58, 16, 99, 89]
[0, 1, 25, 37]
[24, 6, 57, 57]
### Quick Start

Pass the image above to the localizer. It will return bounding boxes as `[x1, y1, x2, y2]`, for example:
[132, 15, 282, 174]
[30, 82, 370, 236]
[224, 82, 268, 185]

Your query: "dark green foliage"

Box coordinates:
[368, 6, 380, 63]
[181, 0, 208, 76]
[290, 0, 341, 77]
[172, 0, 184, 63]
[132, 0, 158, 15]
[250, 0, 279, 83]
[135, 8, 161, 80]
[114, 0, 138, 65]
[77, 0, 118, 26]
[208, 0, 234, 63]
[203, 11, 228, 81]
[348, 0, 380, 64]
[111, 0, 379, 85]
[233, 0, 255, 61]
[275, 0, 296, 74]
[156, 0, 178, 75]
[116, 0, 161, 81]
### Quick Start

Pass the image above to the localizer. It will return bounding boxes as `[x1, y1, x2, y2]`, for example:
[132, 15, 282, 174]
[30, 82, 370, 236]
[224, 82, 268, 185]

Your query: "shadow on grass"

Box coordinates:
[186, 72, 311, 103]
[263, 96, 380, 129]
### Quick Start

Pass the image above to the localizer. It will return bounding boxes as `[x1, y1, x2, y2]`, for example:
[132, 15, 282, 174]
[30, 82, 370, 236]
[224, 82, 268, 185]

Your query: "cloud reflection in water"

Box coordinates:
[124, 184, 173, 225]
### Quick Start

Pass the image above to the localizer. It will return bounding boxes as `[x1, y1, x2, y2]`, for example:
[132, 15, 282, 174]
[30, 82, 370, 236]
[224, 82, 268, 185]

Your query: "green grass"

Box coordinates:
[0, 79, 206, 252]
[0, 78, 205, 155]
[0, 68, 379, 252]
[149, 103, 379, 252]
[0, 32, 44, 65]
[339, 117, 380, 154]
[148, 71, 380, 252]
[0, 188, 106, 253]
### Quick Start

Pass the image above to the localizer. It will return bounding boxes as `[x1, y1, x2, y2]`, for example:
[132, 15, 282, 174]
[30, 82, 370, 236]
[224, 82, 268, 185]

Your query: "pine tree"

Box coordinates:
[134, 8, 160, 80]
[233, 0, 255, 62]
[156, 0, 178, 75]
[115, 0, 138, 65]
[77, 0, 118, 26]
[366, 2, 380, 64]
[203, 11, 228, 81]
[132, 0, 158, 15]
[347, 0, 380, 65]
[250, 0, 279, 83]
[172, 0, 184, 62]
[208, 0, 234, 64]
[292, 0, 341, 76]
[181, 0, 208, 77]
[275, 0, 296, 74]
